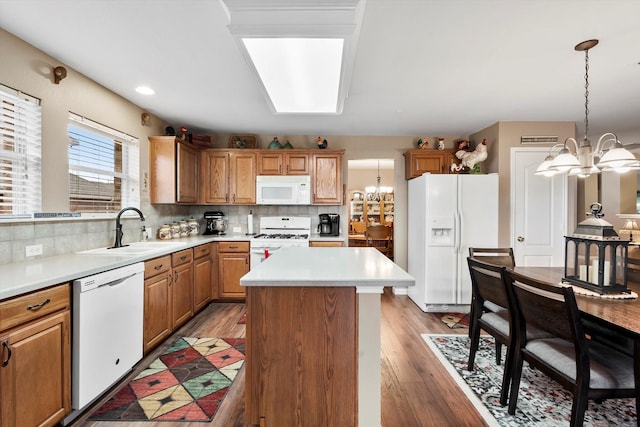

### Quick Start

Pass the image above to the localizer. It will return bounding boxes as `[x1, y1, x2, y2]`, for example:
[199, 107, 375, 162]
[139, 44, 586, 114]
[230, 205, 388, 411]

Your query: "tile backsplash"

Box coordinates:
[0, 204, 346, 265]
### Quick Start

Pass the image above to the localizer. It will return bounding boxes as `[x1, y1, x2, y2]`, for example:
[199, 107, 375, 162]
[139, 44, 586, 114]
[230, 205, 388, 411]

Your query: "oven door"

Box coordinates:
[250, 246, 282, 269]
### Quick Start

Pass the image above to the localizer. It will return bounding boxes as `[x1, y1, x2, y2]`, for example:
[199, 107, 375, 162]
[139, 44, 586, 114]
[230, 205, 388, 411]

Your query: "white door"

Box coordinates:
[511, 148, 575, 266]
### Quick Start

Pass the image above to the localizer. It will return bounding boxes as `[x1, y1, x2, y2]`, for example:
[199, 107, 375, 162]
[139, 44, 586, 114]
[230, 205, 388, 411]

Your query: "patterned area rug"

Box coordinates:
[422, 334, 637, 426]
[89, 337, 245, 422]
[238, 313, 246, 324]
[438, 312, 470, 329]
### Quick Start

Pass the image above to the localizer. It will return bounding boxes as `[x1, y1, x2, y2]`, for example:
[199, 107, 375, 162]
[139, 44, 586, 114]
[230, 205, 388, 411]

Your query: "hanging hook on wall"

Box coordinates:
[53, 66, 67, 84]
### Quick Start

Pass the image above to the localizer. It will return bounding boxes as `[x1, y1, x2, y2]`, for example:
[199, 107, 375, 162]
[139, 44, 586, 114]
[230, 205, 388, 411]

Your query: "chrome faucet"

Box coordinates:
[111, 207, 145, 249]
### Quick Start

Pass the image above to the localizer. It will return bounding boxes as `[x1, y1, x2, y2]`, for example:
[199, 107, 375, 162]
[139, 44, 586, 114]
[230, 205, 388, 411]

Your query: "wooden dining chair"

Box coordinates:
[467, 248, 515, 339]
[365, 225, 392, 258]
[466, 257, 512, 405]
[503, 269, 638, 426]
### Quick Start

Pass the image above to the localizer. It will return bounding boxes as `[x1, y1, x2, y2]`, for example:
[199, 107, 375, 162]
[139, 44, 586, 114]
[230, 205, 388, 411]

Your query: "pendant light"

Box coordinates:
[535, 39, 640, 178]
[365, 160, 393, 201]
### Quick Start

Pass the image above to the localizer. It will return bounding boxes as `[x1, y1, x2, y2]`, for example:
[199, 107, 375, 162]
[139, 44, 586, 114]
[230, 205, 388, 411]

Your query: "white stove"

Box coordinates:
[250, 216, 311, 269]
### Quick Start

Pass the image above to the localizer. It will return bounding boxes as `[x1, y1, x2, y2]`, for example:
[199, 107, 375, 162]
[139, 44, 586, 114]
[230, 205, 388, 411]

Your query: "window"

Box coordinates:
[0, 84, 42, 216]
[68, 113, 139, 213]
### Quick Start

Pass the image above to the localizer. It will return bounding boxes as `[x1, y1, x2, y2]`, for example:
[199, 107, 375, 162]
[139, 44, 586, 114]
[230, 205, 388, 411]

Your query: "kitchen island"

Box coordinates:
[240, 247, 414, 427]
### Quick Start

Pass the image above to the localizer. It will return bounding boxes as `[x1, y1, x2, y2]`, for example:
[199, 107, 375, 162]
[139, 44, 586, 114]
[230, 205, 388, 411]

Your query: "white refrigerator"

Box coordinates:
[407, 173, 499, 312]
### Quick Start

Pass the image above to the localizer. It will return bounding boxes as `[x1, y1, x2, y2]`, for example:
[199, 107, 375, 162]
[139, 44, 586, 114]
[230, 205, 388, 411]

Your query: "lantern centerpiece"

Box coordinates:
[564, 202, 630, 294]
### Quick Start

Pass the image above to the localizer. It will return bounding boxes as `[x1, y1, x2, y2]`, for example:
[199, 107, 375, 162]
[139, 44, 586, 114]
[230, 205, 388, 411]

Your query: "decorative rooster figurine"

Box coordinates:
[451, 139, 488, 172]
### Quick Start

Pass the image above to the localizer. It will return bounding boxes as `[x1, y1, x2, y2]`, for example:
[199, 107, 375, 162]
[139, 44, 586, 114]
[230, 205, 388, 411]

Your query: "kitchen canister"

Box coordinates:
[179, 220, 189, 237]
[158, 224, 172, 240]
[171, 222, 181, 238]
[188, 217, 200, 236]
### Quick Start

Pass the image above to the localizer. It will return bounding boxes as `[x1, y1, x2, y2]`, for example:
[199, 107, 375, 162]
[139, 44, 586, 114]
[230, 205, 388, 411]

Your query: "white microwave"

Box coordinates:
[256, 175, 311, 205]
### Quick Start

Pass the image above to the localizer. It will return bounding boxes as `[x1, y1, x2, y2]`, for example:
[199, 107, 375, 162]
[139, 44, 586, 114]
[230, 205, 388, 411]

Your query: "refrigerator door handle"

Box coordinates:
[454, 209, 462, 253]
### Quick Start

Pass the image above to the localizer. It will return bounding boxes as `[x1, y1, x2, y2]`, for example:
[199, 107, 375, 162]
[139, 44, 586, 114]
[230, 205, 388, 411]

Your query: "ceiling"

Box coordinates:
[1, 0, 640, 140]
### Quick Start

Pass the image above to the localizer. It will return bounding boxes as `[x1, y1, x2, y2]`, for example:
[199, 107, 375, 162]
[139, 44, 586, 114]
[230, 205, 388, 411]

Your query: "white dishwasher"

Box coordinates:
[72, 262, 144, 410]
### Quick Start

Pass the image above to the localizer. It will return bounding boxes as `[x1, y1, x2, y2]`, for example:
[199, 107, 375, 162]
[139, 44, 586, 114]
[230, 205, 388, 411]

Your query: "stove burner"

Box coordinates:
[254, 233, 309, 239]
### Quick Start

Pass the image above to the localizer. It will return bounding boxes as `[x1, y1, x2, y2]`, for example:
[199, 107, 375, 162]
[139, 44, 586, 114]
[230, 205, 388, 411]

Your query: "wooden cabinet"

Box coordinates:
[193, 243, 212, 313]
[143, 249, 194, 354]
[171, 249, 193, 329]
[143, 255, 172, 354]
[0, 283, 71, 427]
[217, 241, 250, 300]
[149, 136, 199, 203]
[309, 240, 344, 247]
[257, 150, 309, 175]
[200, 150, 229, 204]
[230, 152, 256, 204]
[312, 151, 344, 204]
[245, 286, 357, 426]
[403, 149, 457, 179]
[201, 150, 256, 204]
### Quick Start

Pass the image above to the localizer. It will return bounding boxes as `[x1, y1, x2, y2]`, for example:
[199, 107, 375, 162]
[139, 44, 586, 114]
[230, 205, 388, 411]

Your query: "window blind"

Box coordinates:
[68, 113, 139, 213]
[0, 84, 42, 216]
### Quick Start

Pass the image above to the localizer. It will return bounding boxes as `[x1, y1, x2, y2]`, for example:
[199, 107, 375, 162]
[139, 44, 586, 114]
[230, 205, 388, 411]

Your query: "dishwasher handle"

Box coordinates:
[98, 272, 139, 289]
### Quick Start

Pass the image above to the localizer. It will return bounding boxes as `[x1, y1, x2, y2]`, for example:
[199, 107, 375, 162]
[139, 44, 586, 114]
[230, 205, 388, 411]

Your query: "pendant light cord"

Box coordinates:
[583, 48, 590, 143]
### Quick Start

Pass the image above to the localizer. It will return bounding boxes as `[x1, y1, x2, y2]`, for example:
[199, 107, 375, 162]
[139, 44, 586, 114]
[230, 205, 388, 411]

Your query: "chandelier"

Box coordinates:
[535, 39, 640, 178]
[365, 160, 393, 201]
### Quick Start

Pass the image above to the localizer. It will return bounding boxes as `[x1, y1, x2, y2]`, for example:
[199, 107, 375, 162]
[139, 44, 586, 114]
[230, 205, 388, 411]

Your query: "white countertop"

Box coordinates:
[1, 233, 351, 301]
[240, 247, 414, 289]
[0, 235, 248, 300]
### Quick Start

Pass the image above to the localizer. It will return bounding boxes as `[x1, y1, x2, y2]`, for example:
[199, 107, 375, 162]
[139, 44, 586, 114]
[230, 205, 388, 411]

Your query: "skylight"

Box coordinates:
[220, 0, 365, 115]
[242, 37, 344, 113]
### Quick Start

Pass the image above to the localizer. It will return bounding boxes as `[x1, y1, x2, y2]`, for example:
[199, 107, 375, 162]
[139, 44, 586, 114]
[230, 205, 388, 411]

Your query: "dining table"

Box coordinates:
[513, 265, 640, 423]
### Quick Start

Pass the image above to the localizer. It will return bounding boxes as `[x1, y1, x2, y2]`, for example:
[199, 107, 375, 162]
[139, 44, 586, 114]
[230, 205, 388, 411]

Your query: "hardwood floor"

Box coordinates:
[73, 288, 486, 427]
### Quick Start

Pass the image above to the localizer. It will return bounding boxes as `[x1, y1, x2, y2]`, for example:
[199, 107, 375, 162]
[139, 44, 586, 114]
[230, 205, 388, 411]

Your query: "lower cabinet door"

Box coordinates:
[143, 273, 172, 354]
[193, 255, 212, 312]
[172, 262, 194, 329]
[0, 311, 71, 427]
[218, 253, 249, 298]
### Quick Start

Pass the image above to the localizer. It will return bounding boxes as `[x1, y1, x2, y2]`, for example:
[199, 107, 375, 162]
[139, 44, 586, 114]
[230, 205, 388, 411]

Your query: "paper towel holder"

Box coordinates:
[246, 210, 256, 236]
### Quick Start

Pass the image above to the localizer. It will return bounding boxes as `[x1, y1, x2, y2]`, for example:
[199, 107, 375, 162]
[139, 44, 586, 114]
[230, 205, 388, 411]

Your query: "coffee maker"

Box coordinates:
[203, 211, 227, 235]
[318, 213, 340, 236]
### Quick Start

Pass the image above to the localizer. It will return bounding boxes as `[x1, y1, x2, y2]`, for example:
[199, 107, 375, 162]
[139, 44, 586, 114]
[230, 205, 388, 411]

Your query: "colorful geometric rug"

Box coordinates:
[422, 334, 637, 426]
[238, 313, 246, 324]
[437, 312, 470, 329]
[89, 337, 245, 422]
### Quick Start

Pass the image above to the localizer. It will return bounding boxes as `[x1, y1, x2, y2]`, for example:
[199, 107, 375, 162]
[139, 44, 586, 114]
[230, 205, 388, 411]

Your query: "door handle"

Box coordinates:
[2, 340, 12, 367]
[517, 236, 525, 242]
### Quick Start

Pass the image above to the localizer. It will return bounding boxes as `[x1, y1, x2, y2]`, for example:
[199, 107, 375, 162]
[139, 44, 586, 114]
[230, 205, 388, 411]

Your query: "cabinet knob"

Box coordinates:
[517, 236, 525, 242]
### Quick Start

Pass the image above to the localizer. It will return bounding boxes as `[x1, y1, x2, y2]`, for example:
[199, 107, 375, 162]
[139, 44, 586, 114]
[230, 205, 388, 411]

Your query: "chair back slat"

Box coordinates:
[469, 247, 515, 268]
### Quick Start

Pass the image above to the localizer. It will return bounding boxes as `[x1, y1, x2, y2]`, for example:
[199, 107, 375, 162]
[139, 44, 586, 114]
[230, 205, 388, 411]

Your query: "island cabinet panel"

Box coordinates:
[246, 286, 357, 427]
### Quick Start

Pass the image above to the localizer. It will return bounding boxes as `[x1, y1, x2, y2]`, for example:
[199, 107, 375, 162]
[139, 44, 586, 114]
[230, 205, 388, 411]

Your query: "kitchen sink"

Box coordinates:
[77, 240, 188, 256]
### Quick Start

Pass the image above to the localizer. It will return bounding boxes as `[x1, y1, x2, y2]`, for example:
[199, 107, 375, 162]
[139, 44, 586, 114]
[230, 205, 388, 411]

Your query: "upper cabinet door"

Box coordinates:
[230, 152, 256, 204]
[284, 152, 309, 175]
[176, 143, 199, 203]
[149, 136, 198, 204]
[201, 151, 230, 204]
[312, 152, 343, 205]
[257, 152, 283, 175]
